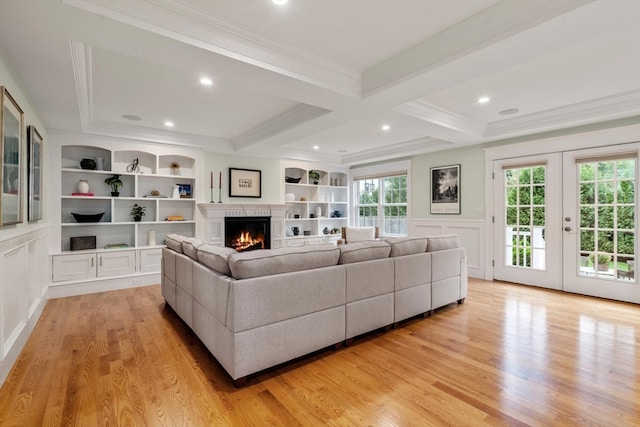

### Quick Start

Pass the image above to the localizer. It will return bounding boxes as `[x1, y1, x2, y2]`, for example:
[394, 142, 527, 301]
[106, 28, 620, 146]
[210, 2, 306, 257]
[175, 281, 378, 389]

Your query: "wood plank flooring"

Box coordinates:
[0, 278, 638, 426]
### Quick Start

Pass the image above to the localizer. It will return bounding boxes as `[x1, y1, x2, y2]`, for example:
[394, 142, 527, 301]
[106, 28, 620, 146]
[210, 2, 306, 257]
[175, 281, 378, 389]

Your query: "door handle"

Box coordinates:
[564, 226, 572, 232]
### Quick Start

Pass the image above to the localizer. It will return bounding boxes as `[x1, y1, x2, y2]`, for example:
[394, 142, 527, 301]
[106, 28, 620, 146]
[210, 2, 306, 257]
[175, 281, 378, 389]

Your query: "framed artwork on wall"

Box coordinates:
[1, 87, 24, 226]
[430, 164, 460, 215]
[229, 167, 262, 198]
[27, 125, 43, 221]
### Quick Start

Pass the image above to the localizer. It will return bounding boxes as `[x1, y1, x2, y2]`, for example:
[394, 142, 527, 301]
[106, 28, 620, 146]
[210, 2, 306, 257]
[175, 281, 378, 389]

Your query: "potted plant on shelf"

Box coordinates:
[104, 174, 123, 197]
[169, 162, 180, 175]
[130, 204, 146, 222]
[308, 170, 320, 185]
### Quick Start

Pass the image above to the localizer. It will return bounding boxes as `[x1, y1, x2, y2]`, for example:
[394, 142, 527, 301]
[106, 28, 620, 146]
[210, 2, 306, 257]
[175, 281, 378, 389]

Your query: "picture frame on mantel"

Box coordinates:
[229, 167, 262, 198]
[1, 87, 24, 226]
[27, 125, 43, 221]
[430, 164, 460, 215]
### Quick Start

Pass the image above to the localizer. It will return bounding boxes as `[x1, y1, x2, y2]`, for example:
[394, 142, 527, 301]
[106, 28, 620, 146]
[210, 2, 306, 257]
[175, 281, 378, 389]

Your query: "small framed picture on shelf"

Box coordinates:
[177, 183, 191, 198]
[229, 168, 261, 198]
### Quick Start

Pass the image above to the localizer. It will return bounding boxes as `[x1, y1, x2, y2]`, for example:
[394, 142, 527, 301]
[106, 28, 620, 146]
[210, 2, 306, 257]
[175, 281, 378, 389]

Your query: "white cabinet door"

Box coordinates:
[52, 253, 96, 282]
[139, 248, 162, 273]
[97, 251, 136, 277]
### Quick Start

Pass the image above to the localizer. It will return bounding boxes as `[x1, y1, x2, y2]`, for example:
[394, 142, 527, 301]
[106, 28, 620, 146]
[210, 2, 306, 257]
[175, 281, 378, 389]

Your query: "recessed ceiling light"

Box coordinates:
[499, 108, 520, 115]
[381, 124, 391, 131]
[478, 96, 490, 104]
[164, 121, 174, 127]
[313, 145, 320, 150]
[200, 77, 213, 86]
[272, 0, 288, 5]
[122, 114, 141, 121]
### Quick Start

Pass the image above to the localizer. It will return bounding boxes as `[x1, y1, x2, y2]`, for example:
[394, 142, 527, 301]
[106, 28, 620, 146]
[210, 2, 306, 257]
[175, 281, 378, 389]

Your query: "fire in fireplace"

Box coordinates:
[225, 216, 270, 252]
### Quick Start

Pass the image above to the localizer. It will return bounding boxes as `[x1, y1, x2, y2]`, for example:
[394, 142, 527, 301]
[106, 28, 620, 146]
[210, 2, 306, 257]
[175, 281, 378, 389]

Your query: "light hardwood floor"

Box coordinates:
[0, 278, 638, 426]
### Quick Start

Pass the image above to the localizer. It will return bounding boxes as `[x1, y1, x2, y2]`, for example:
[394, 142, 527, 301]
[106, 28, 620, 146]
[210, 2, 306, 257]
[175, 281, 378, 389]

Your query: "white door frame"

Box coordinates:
[484, 124, 640, 281]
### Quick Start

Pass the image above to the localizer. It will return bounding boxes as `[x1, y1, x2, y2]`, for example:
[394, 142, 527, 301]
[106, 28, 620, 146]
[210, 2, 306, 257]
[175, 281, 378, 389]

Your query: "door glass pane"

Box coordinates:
[504, 166, 546, 270]
[578, 159, 636, 282]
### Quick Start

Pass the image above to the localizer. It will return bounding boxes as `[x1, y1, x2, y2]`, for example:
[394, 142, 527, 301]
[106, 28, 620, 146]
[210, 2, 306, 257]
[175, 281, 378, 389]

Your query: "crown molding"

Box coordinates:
[362, 0, 591, 97]
[341, 137, 454, 166]
[233, 104, 331, 151]
[63, 0, 360, 97]
[393, 99, 486, 137]
[484, 90, 640, 139]
[69, 40, 94, 129]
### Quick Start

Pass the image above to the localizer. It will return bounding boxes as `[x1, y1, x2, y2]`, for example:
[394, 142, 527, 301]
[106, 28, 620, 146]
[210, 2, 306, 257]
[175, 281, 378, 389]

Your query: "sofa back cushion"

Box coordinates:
[165, 233, 187, 253]
[385, 236, 428, 257]
[426, 234, 461, 252]
[342, 226, 378, 243]
[182, 238, 205, 260]
[197, 244, 237, 276]
[228, 244, 340, 279]
[338, 240, 391, 264]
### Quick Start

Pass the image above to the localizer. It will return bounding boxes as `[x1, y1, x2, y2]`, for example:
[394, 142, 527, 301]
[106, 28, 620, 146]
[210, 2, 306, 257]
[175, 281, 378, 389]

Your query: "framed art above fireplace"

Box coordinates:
[229, 167, 261, 198]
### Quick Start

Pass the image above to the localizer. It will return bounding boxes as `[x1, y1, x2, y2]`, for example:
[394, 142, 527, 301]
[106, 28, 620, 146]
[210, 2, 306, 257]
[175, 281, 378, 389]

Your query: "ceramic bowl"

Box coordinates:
[71, 212, 105, 223]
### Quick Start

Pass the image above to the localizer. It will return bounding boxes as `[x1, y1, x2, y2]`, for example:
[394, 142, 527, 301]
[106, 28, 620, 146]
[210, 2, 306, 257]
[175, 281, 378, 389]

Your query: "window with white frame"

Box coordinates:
[353, 171, 408, 236]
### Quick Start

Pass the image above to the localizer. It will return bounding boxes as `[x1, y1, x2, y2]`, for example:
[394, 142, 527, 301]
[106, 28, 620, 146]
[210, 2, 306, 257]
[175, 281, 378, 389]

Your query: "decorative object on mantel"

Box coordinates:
[170, 161, 180, 175]
[130, 203, 146, 222]
[229, 167, 261, 198]
[104, 174, 122, 197]
[77, 179, 89, 194]
[218, 170, 222, 203]
[80, 158, 96, 170]
[210, 171, 214, 203]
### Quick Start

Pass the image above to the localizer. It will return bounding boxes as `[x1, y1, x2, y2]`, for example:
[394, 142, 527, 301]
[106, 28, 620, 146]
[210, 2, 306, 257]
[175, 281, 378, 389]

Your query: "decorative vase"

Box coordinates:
[134, 216, 141, 222]
[77, 179, 89, 194]
[172, 184, 180, 199]
[95, 157, 105, 171]
[323, 227, 330, 235]
[315, 206, 322, 218]
[111, 191, 119, 197]
[148, 230, 156, 246]
[80, 158, 96, 170]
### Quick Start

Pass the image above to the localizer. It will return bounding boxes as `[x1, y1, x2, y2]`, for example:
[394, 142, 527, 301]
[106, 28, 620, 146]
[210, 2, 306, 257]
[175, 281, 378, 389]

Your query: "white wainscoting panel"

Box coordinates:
[410, 218, 485, 279]
[0, 225, 49, 385]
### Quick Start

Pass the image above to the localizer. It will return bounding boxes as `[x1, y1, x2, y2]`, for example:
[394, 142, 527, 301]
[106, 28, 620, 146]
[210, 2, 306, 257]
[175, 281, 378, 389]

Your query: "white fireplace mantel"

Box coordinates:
[198, 203, 289, 248]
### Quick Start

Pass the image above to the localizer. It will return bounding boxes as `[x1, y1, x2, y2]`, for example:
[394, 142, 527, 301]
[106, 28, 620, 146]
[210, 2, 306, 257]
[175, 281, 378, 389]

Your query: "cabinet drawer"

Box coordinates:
[139, 248, 162, 273]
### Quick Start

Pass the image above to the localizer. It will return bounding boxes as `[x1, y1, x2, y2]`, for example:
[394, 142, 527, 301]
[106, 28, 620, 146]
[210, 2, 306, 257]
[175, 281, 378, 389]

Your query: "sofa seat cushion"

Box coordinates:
[426, 234, 461, 252]
[228, 244, 339, 279]
[165, 233, 187, 253]
[385, 236, 428, 257]
[182, 238, 206, 260]
[197, 244, 237, 276]
[338, 240, 391, 264]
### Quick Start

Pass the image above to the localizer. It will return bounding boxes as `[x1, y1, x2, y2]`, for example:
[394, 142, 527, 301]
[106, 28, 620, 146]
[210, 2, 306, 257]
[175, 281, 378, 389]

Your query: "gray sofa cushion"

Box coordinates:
[426, 234, 461, 252]
[338, 240, 391, 264]
[182, 238, 205, 260]
[197, 244, 237, 276]
[228, 244, 340, 279]
[385, 236, 428, 257]
[165, 233, 186, 253]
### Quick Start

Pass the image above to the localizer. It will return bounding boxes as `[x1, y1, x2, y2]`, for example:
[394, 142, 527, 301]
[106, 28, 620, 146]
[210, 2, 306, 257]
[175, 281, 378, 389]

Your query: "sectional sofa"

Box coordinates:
[161, 233, 467, 385]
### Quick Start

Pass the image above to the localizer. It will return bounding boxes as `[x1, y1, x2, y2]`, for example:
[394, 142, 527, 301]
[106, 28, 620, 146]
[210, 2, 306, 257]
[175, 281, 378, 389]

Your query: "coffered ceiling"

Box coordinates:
[0, 0, 638, 165]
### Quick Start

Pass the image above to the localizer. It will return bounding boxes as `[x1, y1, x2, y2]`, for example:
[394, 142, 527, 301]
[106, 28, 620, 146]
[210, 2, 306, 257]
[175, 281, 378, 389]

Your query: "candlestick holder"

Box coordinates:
[210, 187, 214, 203]
[218, 186, 222, 203]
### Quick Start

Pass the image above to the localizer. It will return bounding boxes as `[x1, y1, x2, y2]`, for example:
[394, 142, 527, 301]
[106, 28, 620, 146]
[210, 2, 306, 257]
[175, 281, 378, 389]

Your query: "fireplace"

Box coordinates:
[225, 216, 271, 251]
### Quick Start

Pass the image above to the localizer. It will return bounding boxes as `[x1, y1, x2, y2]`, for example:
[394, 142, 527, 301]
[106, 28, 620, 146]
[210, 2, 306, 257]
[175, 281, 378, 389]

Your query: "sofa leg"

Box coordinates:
[457, 298, 466, 304]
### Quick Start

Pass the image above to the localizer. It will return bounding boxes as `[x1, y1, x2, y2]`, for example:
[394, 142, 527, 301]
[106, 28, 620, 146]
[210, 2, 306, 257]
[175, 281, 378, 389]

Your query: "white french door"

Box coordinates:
[562, 145, 640, 303]
[493, 154, 562, 289]
[493, 145, 640, 304]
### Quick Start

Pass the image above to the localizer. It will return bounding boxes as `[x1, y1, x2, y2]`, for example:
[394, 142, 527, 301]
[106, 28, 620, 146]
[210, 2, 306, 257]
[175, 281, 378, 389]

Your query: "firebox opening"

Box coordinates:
[225, 216, 270, 252]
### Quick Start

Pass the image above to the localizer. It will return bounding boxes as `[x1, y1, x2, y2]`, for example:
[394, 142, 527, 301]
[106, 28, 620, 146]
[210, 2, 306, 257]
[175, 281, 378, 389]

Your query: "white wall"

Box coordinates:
[0, 54, 50, 385]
